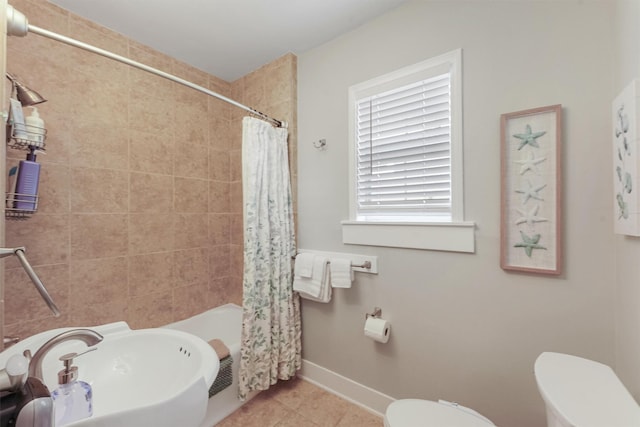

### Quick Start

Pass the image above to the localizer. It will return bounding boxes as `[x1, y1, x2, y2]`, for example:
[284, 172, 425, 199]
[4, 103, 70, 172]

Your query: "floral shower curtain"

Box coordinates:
[238, 116, 301, 400]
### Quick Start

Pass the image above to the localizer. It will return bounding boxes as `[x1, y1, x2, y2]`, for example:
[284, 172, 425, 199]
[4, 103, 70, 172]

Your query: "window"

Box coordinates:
[343, 49, 475, 252]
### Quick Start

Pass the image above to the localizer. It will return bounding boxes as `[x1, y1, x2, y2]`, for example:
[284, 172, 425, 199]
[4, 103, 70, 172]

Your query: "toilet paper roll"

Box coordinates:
[364, 317, 391, 343]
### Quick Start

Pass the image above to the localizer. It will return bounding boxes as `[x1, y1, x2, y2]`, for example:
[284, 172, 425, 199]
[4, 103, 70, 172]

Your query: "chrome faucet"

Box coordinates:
[26, 329, 103, 380]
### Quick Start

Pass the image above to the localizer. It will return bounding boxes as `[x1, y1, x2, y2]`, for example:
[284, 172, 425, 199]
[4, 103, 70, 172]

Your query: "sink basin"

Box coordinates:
[0, 322, 219, 427]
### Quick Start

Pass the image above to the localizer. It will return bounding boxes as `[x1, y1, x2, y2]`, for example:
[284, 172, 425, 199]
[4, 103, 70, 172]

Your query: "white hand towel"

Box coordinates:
[298, 273, 332, 303]
[293, 256, 328, 298]
[330, 258, 354, 288]
[295, 256, 331, 302]
[294, 253, 314, 278]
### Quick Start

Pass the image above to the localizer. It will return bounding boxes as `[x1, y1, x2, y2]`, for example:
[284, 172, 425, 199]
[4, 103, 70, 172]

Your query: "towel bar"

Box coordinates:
[291, 255, 371, 270]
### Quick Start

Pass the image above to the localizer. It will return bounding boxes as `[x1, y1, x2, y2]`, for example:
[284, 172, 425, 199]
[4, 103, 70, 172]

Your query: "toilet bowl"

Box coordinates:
[384, 399, 495, 427]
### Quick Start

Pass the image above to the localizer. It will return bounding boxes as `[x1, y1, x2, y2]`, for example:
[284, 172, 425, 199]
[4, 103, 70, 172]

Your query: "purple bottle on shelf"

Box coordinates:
[14, 148, 40, 211]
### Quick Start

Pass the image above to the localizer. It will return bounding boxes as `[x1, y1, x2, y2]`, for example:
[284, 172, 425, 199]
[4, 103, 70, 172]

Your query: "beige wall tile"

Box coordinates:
[128, 42, 174, 100]
[70, 214, 128, 259]
[130, 172, 174, 213]
[173, 138, 209, 179]
[209, 214, 231, 246]
[210, 245, 231, 278]
[5, 313, 72, 338]
[208, 96, 231, 122]
[69, 123, 129, 170]
[210, 150, 229, 181]
[229, 150, 242, 182]
[70, 299, 128, 327]
[265, 70, 292, 107]
[174, 138, 208, 179]
[229, 117, 243, 150]
[4, 263, 69, 324]
[68, 13, 129, 55]
[210, 117, 233, 151]
[228, 276, 243, 306]
[209, 181, 231, 213]
[174, 213, 209, 249]
[174, 247, 209, 288]
[129, 95, 174, 135]
[230, 214, 243, 246]
[208, 276, 234, 308]
[129, 129, 174, 175]
[71, 167, 128, 213]
[69, 257, 128, 306]
[172, 282, 209, 321]
[230, 182, 243, 214]
[208, 76, 232, 98]
[127, 290, 173, 329]
[173, 84, 208, 114]
[174, 177, 208, 213]
[64, 73, 129, 127]
[129, 251, 175, 297]
[5, 214, 69, 267]
[36, 163, 70, 214]
[128, 213, 174, 255]
[230, 244, 243, 278]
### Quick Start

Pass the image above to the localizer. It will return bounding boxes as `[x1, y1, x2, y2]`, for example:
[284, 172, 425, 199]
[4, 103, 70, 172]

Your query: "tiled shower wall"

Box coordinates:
[3, 0, 297, 339]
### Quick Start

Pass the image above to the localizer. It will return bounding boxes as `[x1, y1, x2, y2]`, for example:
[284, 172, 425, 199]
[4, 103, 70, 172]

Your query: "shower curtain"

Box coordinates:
[238, 116, 301, 400]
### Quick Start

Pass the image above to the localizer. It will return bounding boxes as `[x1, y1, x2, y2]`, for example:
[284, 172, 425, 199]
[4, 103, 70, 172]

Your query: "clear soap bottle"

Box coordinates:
[51, 351, 94, 426]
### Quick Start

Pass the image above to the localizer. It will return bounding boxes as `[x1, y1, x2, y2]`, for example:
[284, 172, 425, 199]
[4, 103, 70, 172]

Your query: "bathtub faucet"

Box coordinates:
[25, 329, 104, 381]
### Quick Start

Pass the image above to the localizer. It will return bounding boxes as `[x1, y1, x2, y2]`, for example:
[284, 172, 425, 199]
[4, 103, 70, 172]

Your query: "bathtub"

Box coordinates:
[163, 303, 259, 426]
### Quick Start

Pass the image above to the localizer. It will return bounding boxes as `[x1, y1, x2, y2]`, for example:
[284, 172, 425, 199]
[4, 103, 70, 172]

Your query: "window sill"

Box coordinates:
[341, 220, 475, 253]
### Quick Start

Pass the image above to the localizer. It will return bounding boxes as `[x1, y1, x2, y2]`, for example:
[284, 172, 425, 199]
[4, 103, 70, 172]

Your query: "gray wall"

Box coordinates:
[297, 2, 615, 426]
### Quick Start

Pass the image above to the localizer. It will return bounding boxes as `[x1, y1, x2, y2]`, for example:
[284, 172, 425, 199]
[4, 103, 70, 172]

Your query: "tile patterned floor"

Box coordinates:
[216, 377, 383, 426]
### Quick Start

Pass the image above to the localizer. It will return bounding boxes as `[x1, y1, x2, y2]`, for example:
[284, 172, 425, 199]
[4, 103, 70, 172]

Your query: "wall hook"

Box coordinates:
[313, 139, 327, 150]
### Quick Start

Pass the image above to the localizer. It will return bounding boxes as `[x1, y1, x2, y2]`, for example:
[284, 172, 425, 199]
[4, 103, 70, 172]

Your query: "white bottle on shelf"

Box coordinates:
[24, 106, 45, 147]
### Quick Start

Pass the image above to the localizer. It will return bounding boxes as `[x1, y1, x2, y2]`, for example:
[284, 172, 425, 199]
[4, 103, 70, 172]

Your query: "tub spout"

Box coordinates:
[27, 329, 103, 380]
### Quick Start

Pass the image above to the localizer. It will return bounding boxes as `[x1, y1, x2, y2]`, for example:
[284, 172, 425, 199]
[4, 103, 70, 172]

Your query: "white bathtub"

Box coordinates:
[163, 303, 258, 426]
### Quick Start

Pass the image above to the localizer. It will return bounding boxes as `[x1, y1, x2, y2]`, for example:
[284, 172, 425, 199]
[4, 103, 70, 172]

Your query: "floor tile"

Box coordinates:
[215, 377, 383, 427]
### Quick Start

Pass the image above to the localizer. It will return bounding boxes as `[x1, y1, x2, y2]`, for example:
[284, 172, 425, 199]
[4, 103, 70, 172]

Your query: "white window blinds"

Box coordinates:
[355, 72, 451, 220]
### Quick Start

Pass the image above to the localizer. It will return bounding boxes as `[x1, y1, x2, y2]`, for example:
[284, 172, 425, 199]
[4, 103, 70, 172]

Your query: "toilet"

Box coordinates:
[384, 399, 495, 426]
[535, 352, 640, 427]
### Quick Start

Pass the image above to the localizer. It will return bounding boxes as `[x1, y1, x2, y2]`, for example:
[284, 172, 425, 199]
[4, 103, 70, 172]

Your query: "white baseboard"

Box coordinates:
[298, 359, 395, 417]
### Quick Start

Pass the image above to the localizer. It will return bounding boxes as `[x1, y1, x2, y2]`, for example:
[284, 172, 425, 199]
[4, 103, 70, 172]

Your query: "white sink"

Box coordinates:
[0, 322, 219, 427]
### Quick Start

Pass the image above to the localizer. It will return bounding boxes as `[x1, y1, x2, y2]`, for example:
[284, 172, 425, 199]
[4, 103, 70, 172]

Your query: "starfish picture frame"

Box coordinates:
[500, 105, 562, 275]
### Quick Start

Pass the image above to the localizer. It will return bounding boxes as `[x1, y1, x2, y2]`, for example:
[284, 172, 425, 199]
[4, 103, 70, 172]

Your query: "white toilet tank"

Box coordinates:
[534, 352, 640, 427]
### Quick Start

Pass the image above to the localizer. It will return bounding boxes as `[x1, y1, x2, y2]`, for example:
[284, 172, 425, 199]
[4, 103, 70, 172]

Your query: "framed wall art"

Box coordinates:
[613, 80, 640, 236]
[500, 104, 562, 275]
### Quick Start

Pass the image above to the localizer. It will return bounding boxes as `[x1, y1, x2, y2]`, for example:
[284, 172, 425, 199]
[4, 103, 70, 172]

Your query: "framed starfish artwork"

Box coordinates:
[500, 105, 562, 275]
[613, 80, 640, 236]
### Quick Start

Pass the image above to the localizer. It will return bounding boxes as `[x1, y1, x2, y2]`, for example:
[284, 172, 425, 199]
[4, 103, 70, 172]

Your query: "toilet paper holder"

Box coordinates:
[365, 307, 382, 320]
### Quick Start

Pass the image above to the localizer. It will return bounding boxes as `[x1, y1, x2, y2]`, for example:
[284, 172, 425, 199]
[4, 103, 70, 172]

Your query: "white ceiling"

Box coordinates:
[46, 0, 409, 82]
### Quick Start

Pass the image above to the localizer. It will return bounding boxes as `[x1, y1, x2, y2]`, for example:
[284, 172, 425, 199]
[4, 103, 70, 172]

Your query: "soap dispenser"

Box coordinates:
[51, 349, 95, 426]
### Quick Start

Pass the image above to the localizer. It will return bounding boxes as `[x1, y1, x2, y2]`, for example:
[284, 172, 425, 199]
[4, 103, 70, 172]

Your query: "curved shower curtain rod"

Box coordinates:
[5, 5, 286, 129]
